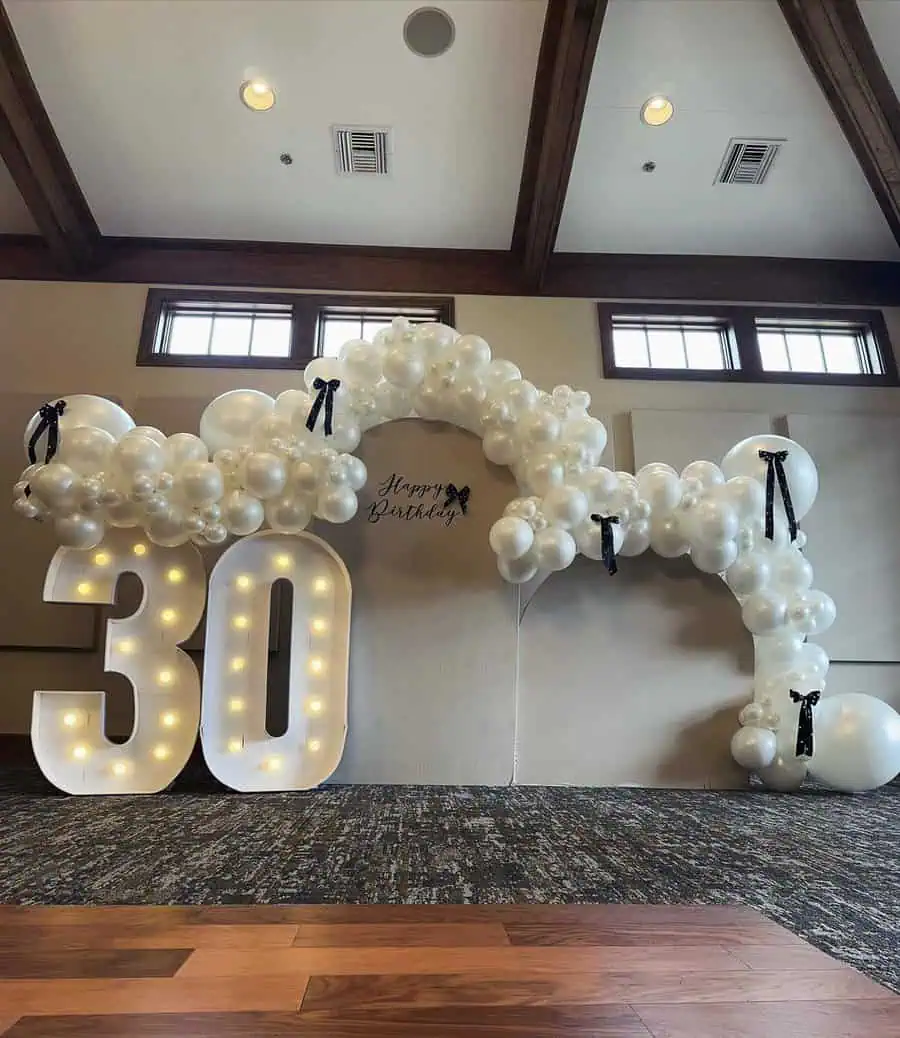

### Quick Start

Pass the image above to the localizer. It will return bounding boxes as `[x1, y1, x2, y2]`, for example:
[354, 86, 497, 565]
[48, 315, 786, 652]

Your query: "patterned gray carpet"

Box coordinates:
[2, 759, 898, 993]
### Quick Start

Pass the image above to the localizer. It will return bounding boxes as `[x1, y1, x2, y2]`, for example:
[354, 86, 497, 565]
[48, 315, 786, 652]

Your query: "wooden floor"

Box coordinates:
[0, 905, 896, 1036]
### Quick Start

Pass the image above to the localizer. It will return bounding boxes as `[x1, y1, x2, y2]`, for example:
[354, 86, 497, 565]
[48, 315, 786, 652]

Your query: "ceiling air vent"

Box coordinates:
[714, 138, 784, 185]
[333, 126, 391, 176]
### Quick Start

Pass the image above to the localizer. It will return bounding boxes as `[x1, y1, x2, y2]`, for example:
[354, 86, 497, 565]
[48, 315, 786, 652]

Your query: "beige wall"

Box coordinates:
[1, 280, 898, 773]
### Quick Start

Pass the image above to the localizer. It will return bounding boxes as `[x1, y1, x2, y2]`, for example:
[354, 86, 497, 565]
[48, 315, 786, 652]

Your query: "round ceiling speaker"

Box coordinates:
[403, 7, 455, 58]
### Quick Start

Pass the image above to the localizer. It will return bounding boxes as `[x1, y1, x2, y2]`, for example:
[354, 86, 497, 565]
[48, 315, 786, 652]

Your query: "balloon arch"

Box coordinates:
[13, 317, 899, 792]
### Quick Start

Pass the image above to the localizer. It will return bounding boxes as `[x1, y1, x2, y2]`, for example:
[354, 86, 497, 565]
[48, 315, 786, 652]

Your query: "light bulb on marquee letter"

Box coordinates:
[31, 528, 205, 795]
[201, 531, 351, 792]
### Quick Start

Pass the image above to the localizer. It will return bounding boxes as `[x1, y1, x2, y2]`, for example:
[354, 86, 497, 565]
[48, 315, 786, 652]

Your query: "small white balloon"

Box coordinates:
[30, 463, 79, 512]
[131, 426, 167, 447]
[637, 466, 682, 512]
[265, 494, 313, 534]
[483, 430, 520, 466]
[383, 347, 426, 388]
[55, 426, 115, 476]
[453, 334, 492, 370]
[789, 590, 836, 635]
[725, 553, 771, 597]
[343, 456, 368, 491]
[112, 434, 165, 476]
[240, 451, 287, 500]
[524, 453, 565, 496]
[105, 498, 143, 528]
[541, 486, 589, 530]
[166, 432, 209, 470]
[757, 725, 808, 791]
[691, 541, 738, 574]
[223, 490, 264, 535]
[496, 379, 539, 413]
[722, 475, 765, 523]
[730, 726, 777, 770]
[317, 485, 358, 523]
[573, 516, 626, 561]
[741, 590, 788, 635]
[177, 461, 224, 506]
[54, 513, 103, 550]
[497, 552, 539, 584]
[532, 527, 576, 572]
[649, 516, 688, 558]
[681, 460, 725, 489]
[339, 338, 385, 386]
[577, 467, 619, 508]
[489, 516, 535, 561]
[563, 416, 608, 460]
[146, 513, 191, 548]
[619, 518, 651, 557]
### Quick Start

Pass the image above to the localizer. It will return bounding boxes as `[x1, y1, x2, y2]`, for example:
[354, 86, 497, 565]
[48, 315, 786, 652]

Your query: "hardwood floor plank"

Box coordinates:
[300, 968, 890, 1012]
[178, 944, 749, 978]
[728, 944, 849, 971]
[0, 1018, 18, 1036]
[0, 924, 299, 951]
[633, 997, 900, 1038]
[504, 921, 803, 948]
[494, 905, 770, 925]
[4, 1005, 653, 1037]
[0, 976, 307, 1016]
[291, 923, 510, 947]
[0, 949, 190, 980]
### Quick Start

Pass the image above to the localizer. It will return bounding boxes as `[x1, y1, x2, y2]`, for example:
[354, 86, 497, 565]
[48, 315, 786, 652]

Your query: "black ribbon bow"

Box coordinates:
[25, 399, 66, 497]
[789, 689, 821, 759]
[758, 449, 798, 543]
[305, 378, 341, 437]
[444, 483, 470, 514]
[591, 513, 619, 575]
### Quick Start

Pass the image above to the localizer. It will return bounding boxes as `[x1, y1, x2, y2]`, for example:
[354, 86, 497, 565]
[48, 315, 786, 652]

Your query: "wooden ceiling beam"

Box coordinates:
[778, 0, 900, 248]
[512, 0, 608, 291]
[0, 2, 99, 269]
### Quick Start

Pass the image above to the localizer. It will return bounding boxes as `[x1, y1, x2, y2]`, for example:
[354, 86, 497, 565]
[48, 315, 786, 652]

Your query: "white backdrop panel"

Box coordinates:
[786, 412, 900, 662]
[517, 553, 752, 788]
[631, 409, 773, 473]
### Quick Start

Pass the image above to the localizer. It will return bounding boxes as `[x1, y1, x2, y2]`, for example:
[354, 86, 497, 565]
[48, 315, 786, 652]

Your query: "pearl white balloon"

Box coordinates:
[524, 453, 565, 496]
[483, 359, 521, 388]
[317, 485, 358, 523]
[289, 460, 319, 494]
[722, 475, 765, 523]
[373, 381, 412, 420]
[489, 516, 534, 561]
[453, 334, 491, 370]
[573, 516, 625, 560]
[542, 486, 589, 529]
[757, 724, 808, 790]
[649, 516, 688, 558]
[105, 497, 142, 528]
[130, 426, 167, 447]
[343, 456, 368, 491]
[754, 630, 806, 674]
[240, 452, 287, 500]
[741, 590, 788, 634]
[691, 541, 739, 574]
[24, 396, 134, 460]
[165, 432, 209, 470]
[273, 389, 311, 420]
[339, 338, 385, 386]
[564, 416, 608, 460]
[200, 391, 274, 455]
[576, 467, 619, 508]
[681, 460, 725, 489]
[328, 416, 361, 453]
[497, 552, 539, 584]
[619, 518, 651, 557]
[730, 726, 777, 770]
[30, 463, 79, 511]
[483, 430, 520, 466]
[146, 513, 190, 547]
[204, 522, 228, 545]
[303, 358, 344, 390]
[722, 434, 818, 521]
[223, 490, 264, 535]
[177, 461, 224, 506]
[532, 527, 576, 572]
[54, 513, 103, 550]
[251, 413, 295, 451]
[738, 702, 767, 727]
[725, 553, 771, 596]
[637, 466, 682, 512]
[788, 590, 836, 635]
[112, 434, 165, 476]
[769, 548, 814, 592]
[55, 426, 115, 476]
[12, 497, 39, 519]
[809, 693, 900, 792]
[496, 379, 539, 413]
[519, 409, 561, 447]
[265, 494, 313, 534]
[383, 347, 425, 388]
[686, 497, 740, 548]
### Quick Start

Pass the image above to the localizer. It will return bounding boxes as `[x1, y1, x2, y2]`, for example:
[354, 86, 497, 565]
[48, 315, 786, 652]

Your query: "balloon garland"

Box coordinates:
[10, 317, 900, 791]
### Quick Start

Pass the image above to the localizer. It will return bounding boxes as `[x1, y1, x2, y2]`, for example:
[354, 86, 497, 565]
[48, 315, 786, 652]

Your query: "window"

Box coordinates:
[317, 301, 452, 359]
[598, 304, 897, 385]
[138, 291, 454, 368]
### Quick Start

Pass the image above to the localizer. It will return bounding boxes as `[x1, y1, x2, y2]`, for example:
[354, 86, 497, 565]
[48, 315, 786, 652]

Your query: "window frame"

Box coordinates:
[597, 302, 898, 387]
[137, 289, 454, 369]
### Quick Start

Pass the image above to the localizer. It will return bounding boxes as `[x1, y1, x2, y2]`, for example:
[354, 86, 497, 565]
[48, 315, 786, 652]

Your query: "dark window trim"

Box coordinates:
[597, 302, 898, 387]
[137, 289, 454, 369]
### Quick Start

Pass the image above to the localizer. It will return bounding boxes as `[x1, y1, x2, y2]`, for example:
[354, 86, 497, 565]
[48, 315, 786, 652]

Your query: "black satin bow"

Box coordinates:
[25, 400, 66, 497]
[758, 449, 798, 543]
[591, 513, 619, 575]
[444, 483, 470, 514]
[305, 378, 341, 436]
[789, 689, 821, 759]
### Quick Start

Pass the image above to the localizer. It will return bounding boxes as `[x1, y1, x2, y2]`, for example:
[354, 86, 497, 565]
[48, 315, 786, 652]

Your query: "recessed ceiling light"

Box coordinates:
[640, 95, 674, 127]
[404, 7, 455, 58]
[240, 78, 276, 112]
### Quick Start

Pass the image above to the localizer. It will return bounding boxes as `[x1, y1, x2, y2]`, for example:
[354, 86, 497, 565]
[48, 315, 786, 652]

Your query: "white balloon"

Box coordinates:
[54, 513, 103, 550]
[328, 416, 361, 453]
[769, 548, 814, 592]
[725, 553, 771, 596]
[343, 456, 368, 491]
[741, 590, 788, 635]
[383, 347, 425, 388]
[453, 334, 492, 370]
[265, 494, 312, 534]
[738, 702, 767, 727]
[637, 466, 682, 512]
[619, 518, 651, 556]
[112, 433, 165, 476]
[576, 467, 619, 508]
[519, 409, 561, 447]
[730, 726, 777, 770]
[496, 379, 539, 413]
[24, 396, 134, 460]
[722, 434, 818, 521]
[131, 426, 167, 447]
[303, 358, 344, 390]
[810, 693, 900, 792]
[649, 516, 688, 558]
[681, 460, 725, 489]
[146, 513, 190, 547]
[200, 391, 275, 455]
[523, 453, 565, 496]
[533, 527, 576, 572]
[30, 463, 79, 511]
[339, 338, 385, 386]
[497, 552, 539, 584]
[240, 452, 287, 500]
[722, 475, 765, 523]
[165, 432, 209, 470]
[177, 461, 224, 506]
[373, 381, 412, 420]
[542, 486, 589, 529]
[223, 490, 264, 535]
[104, 497, 142, 528]
[317, 485, 358, 523]
[55, 426, 115, 476]
[573, 516, 625, 560]
[691, 541, 738, 574]
[563, 416, 608, 459]
[251, 413, 295, 451]
[483, 359, 521, 388]
[489, 516, 535, 561]
[273, 389, 312, 420]
[686, 497, 739, 548]
[483, 429, 520, 466]
[757, 725, 808, 791]
[754, 630, 806, 674]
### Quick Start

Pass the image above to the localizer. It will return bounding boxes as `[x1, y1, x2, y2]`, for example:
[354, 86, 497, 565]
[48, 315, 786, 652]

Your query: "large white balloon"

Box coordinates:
[721, 434, 818, 522]
[24, 396, 134, 460]
[809, 693, 900, 792]
[200, 391, 275, 455]
[730, 726, 777, 770]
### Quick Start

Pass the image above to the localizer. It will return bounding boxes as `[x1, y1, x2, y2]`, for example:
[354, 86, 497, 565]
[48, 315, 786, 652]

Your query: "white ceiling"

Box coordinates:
[0, 161, 36, 233]
[860, 1, 900, 97]
[558, 0, 900, 260]
[5, 0, 546, 248]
